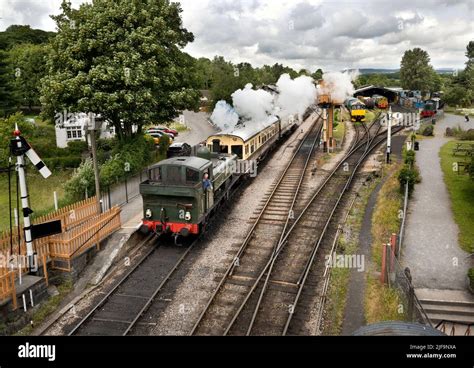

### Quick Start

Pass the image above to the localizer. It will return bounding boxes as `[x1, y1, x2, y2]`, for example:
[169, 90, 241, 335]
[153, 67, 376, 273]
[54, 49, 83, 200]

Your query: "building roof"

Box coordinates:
[209, 115, 280, 142]
[354, 85, 403, 95]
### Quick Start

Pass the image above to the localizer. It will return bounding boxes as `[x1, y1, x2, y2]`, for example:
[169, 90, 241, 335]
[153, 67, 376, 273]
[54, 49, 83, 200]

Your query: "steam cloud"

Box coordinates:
[210, 74, 317, 131]
[210, 100, 239, 131]
[319, 70, 359, 103]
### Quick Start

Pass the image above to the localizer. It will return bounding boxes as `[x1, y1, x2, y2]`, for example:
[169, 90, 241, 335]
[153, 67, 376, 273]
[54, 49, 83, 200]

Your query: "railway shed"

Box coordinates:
[354, 85, 402, 103]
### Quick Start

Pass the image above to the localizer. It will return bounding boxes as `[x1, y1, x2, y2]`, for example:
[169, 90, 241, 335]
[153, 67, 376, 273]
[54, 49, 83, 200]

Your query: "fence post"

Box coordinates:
[125, 177, 129, 204]
[108, 187, 111, 211]
[381, 244, 387, 284]
[53, 191, 58, 211]
[95, 226, 101, 252]
[10, 272, 17, 310]
[42, 253, 49, 287]
[407, 285, 415, 321]
[386, 244, 393, 287]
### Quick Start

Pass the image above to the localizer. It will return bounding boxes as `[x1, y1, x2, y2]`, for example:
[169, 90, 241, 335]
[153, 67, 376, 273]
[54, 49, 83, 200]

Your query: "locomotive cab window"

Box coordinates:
[186, 168, 200, 184]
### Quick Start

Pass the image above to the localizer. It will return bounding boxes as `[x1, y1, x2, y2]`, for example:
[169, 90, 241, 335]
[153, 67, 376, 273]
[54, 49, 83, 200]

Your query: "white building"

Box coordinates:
[55, 113, 116, 148]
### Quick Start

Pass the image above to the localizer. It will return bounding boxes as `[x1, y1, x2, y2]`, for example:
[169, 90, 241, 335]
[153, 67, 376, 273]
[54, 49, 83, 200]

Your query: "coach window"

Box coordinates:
[245, 145, 249, 155]
[220, 145, 229, 154]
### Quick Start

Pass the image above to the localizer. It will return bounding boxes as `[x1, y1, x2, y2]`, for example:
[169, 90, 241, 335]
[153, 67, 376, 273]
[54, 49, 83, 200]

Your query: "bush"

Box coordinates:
[460, 129, 474, 141]
[158, 134, 171, 155]
[469, 156, 474, 180]
[44, 156, 82, 170]
[64, 159, 96, 201]
[403, 149, 416, 166]
[398, 164, 420, 195]
[469, 268, 474, 292]
[67, 141, 88, 154]
[100, 134, 155, 187]
[421, 124, 434, 136]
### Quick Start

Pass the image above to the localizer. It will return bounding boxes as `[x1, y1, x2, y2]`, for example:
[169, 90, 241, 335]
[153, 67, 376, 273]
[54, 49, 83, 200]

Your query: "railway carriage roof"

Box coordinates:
[209, 115, 280, 142]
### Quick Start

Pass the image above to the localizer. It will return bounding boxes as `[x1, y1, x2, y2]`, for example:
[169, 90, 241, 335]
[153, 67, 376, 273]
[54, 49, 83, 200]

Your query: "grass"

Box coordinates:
[365, 162, 407, 323]
[444, 106, 474, 116]
[15, 278, 74, 336]
[333, 120, 345, 143]
[0, 169, 72, 232]
[364, 110, 376, 123]
[169, 122, 190, 133]
[323, 179, 380, 335]
[439, 140, 474, 253]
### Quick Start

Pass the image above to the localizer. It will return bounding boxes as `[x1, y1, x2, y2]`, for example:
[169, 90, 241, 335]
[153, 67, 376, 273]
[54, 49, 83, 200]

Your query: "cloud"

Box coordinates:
[0, 0, 472, 70]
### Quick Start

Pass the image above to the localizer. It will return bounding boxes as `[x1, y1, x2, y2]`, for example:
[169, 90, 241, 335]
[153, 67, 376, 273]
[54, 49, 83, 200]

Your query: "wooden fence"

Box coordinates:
[49, 207, 121, 271]
[0, 197, 121, 305]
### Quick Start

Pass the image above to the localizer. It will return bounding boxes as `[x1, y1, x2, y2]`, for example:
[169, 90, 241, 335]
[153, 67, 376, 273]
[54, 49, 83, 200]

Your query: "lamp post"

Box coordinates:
[386, 105, 392, 164]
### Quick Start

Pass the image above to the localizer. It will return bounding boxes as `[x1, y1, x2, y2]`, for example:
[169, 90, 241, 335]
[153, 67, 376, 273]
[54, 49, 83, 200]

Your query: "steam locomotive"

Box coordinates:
[139, 114, 299, 240]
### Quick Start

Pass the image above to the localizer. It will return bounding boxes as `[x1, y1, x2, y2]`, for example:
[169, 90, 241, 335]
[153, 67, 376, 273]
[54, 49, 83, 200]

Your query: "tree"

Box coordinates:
[209, 56, 240, 106]
[40, 0, 199, 140]
[9, 44, 49, 110]
[0, 25, 55, 50]
[192, 57, 213, 90]
[400, 48, 436, 93]
[311, 68, 323, 81]
[0, 50, 18, 117]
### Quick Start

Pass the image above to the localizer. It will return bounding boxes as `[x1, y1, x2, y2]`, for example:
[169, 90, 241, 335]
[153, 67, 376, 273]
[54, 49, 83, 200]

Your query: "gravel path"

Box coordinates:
[402, 113, 471, 290]
[174, 110, 217, 146]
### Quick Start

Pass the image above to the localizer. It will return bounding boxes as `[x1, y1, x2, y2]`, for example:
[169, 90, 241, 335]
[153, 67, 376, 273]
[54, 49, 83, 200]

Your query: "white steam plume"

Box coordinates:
[231, 83, 274, 122]
[210, 74, 318, 131]
[275, 74, 317, 119]
[320, 70, 359, 103]
[210, 100, 239, 130]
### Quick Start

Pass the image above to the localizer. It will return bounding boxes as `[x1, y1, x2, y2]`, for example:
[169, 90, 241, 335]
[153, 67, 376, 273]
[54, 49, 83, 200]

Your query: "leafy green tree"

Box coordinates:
[193, 57, 213, 90]
[464, 41, 474, 92]
[8, 43, 49, 110]
[40, 0, 199, 140]
[400, 48, 436, 93]
[255, 65, 278, 85]
[210, 56, 240, 106]
[0, 50, 18, 116]
[311, 68, 323, 81]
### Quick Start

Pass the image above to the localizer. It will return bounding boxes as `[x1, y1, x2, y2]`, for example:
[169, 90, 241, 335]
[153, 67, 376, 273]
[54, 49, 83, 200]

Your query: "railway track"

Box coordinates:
[189, 113, 327, 335]
[64, 112, 322, 336]
[67, 235, 197, 336]
[192, 116, 404, 336]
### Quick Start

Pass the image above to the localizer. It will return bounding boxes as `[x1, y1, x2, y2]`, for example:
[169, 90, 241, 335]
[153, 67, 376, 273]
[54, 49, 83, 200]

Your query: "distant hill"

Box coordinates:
[357, 68, 456, 75]
[0, 25, 55, 50]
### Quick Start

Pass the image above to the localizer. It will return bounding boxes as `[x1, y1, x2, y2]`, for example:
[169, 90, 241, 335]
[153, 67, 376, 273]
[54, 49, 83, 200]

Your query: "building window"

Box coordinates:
[66, 126, 83, 140]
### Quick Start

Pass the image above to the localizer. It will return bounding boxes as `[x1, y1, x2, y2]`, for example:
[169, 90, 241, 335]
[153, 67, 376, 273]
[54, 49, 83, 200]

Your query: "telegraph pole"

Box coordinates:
[386, 105, 392, 164]
[87, 114, 101, 213]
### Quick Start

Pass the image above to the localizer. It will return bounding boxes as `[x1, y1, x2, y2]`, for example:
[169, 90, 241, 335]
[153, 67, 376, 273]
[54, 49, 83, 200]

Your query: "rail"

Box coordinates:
[190, 113, 324, 335]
